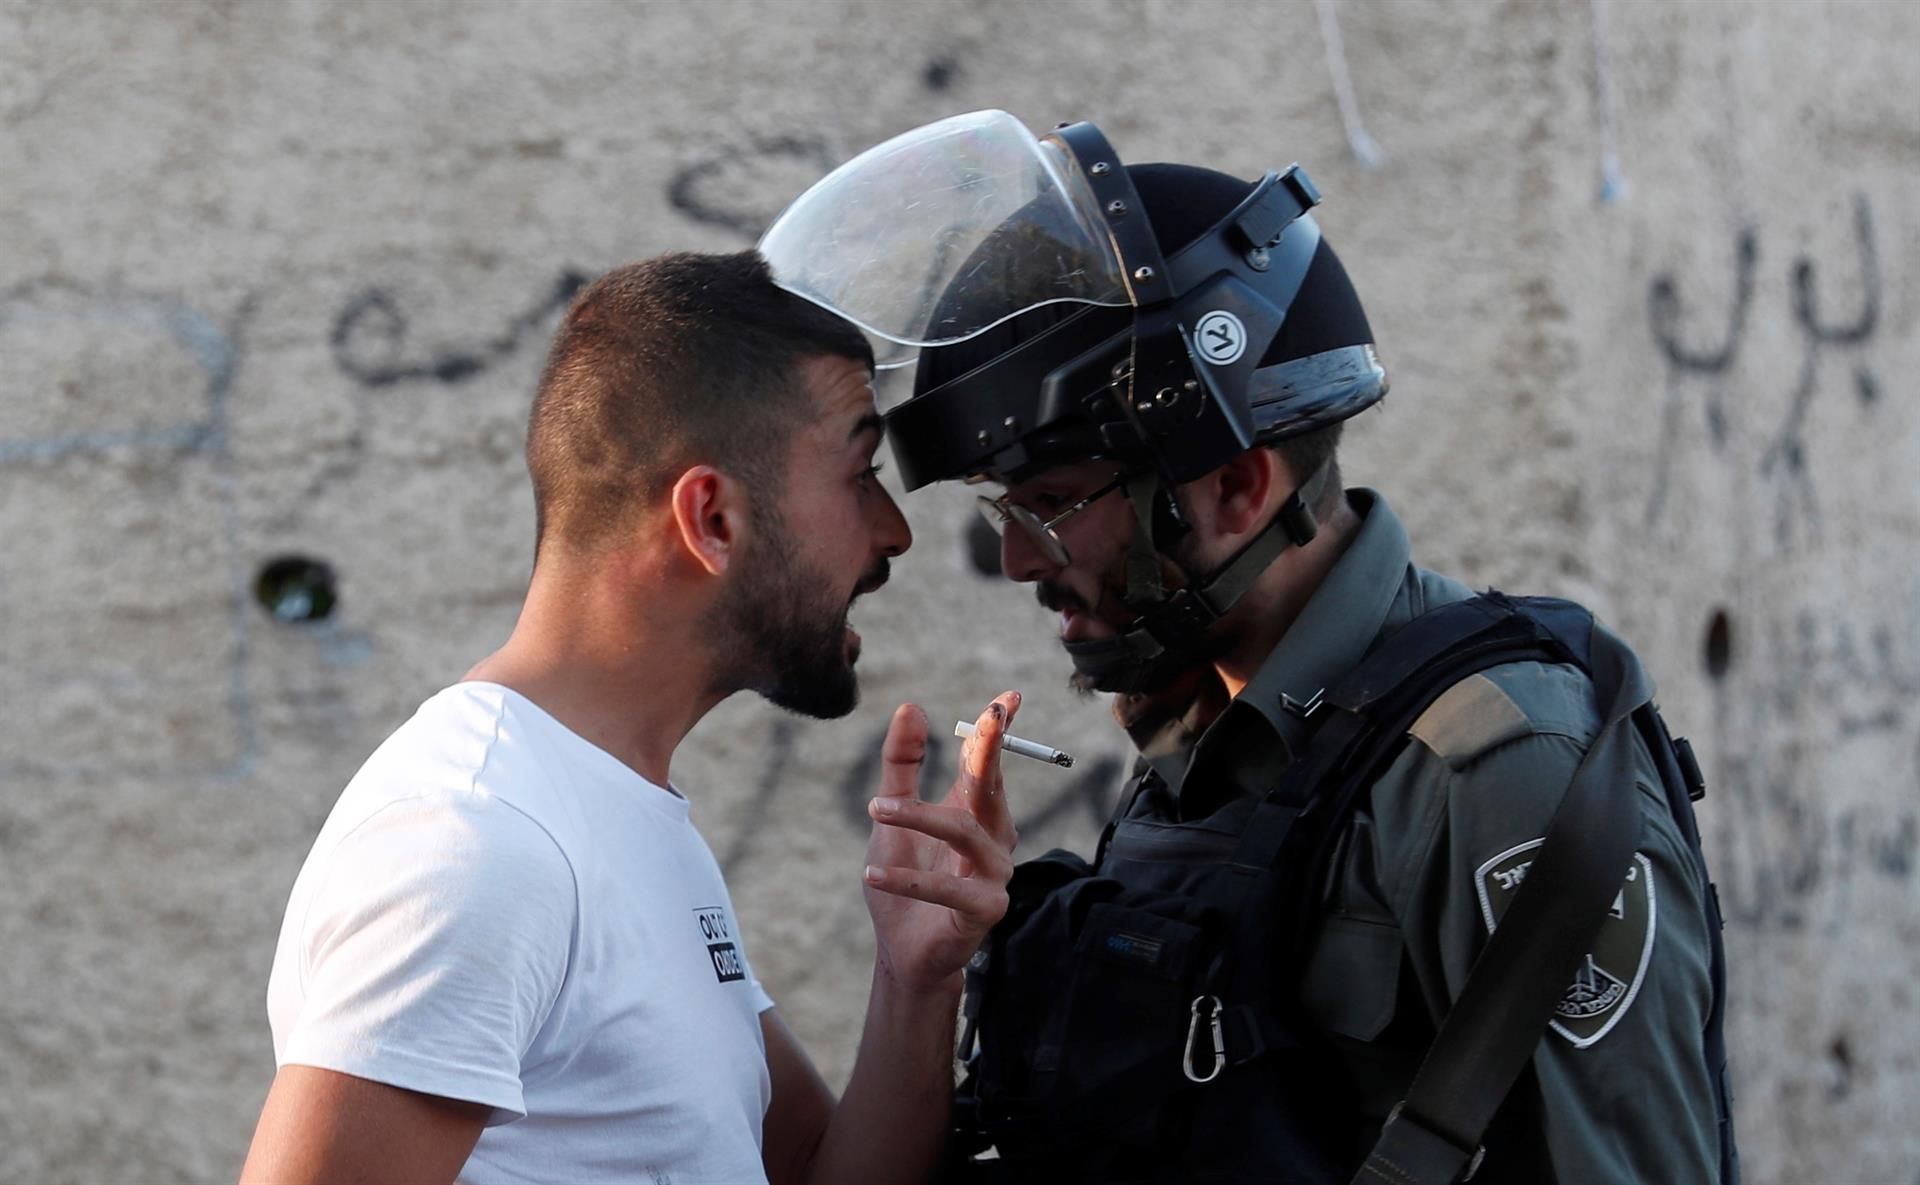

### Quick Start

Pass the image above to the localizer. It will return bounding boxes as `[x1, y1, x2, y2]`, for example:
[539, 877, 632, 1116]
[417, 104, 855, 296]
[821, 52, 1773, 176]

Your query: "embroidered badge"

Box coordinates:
[1475, 839, 1656, 1048]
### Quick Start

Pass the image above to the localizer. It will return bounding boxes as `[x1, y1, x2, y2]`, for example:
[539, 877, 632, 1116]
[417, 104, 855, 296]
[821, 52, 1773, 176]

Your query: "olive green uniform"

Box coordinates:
[1132, 490, 1722, 1183]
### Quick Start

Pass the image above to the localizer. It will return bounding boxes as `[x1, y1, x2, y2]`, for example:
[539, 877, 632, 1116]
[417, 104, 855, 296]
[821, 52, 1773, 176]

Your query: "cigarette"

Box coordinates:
[953, 720, 1075, 768]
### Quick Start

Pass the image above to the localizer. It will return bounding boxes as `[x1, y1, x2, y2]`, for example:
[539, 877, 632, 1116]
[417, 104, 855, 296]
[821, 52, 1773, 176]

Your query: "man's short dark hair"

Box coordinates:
[1267, 422, 1344, 518]
[526, 251, 873, 555]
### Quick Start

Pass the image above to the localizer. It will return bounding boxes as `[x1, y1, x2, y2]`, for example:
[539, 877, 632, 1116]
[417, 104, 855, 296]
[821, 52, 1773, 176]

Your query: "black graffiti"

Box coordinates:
[1711, 751, 1919, 932]
[1697, 598, 1920, 933]
[1708, 603, 1920, 929]
[1643, 231, 1756, 523]
[667, 136, 838, 240]
[330, 270, 587, 388]
[1759, 194, 1882, 541]
[719, 719, 799, 873]
[1768, 608, 1920, 723]
[1644, 195, 1883, 539]
[1648, 229, 1755, 444]
[1649, 229, 1757, 376]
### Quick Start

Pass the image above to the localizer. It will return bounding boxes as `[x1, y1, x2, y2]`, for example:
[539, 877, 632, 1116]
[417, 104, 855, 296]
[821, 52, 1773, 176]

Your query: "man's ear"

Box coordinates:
[1209, 447, 1285, 538]
[668, 465, 745, 576]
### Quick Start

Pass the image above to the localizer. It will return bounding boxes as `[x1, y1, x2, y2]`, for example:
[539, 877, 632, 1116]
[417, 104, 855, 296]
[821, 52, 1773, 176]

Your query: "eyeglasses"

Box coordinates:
[975, 474, 1128, 567]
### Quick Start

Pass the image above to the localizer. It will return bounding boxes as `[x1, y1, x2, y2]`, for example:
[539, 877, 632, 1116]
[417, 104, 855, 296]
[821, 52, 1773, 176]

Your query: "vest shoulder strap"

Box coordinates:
[1239, 592, 1577, 873]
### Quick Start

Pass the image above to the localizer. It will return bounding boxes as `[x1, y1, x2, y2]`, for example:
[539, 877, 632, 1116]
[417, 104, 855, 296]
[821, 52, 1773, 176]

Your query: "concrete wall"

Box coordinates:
[2, 1, 1915, 1180]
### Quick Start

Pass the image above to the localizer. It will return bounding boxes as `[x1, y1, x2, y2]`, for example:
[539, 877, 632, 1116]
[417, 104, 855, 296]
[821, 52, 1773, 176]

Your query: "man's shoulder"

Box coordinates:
[345, 682, 575, 819]
[1378, 576, 1624, 772]
[350, 682, 507, 786]
[309, 684, 582, 879]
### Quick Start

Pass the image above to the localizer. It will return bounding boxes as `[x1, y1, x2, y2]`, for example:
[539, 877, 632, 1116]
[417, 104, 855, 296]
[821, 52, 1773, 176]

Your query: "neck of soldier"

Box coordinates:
[1209, 492, 1363, 701]
[463, 541, 729, 790]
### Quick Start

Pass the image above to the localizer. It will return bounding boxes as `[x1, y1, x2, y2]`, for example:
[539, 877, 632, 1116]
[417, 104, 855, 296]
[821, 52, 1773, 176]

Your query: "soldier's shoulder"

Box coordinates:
[1405, 658, 1603, 772]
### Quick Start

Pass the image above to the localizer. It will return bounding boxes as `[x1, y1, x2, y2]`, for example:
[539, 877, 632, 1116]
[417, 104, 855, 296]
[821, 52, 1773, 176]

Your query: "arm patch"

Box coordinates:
[1407, 672, 1533, 769]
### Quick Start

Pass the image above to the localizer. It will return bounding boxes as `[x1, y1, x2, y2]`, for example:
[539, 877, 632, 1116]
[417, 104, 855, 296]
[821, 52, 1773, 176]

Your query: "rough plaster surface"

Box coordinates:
[1, 1, 1915, 1181]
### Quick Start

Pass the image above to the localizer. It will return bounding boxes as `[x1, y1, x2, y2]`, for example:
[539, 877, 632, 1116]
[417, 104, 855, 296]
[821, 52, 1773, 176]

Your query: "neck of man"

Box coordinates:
[1209, 491, 1363, 700]
[464, 548, 727, 790]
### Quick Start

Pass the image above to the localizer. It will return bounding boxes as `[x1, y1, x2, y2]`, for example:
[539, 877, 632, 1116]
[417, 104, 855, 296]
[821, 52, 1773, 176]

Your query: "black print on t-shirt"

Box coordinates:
[707, 943, 746, 983]
[694, 906, 745, 984]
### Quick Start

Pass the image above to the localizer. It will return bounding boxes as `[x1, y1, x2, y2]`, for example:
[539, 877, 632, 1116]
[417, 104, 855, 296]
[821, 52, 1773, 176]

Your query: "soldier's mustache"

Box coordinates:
[1036, 582, 1087, 615]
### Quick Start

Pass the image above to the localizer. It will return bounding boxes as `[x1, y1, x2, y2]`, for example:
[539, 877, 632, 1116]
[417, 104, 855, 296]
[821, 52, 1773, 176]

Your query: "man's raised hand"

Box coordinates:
[862, 692, 1021, 994]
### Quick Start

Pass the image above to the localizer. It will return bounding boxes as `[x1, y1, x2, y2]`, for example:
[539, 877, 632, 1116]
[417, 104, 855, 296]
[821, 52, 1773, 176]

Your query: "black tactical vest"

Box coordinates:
[942, 594, 1738, 1185]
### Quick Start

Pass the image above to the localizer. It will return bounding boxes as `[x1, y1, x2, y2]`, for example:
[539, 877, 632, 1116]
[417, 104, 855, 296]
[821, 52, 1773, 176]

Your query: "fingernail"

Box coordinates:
[863, 865, 883, 884]
[871, 797, 900, 817]
[1009, 690, 1021, 707]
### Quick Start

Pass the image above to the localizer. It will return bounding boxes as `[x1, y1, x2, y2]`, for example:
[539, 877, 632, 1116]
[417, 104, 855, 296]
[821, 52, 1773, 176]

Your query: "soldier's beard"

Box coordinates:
[1038, 568, 1228, 698]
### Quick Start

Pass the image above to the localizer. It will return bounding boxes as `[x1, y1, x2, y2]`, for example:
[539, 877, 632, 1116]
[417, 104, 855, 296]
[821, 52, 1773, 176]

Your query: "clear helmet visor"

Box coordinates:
[758, 110, 1130, 373]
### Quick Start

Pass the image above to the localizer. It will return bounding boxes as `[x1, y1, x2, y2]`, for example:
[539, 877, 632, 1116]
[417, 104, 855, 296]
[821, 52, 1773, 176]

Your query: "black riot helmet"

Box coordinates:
[761, 111, 1387, 693]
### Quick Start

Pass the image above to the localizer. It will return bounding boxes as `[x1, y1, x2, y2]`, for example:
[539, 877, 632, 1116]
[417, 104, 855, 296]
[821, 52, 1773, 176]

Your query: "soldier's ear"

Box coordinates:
[1209, 447, 1283, 538]
[668, 465, 746, 576]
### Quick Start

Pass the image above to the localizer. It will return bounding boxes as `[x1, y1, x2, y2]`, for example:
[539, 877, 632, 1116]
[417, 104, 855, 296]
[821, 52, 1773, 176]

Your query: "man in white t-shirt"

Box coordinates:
[240, 252, 1024, 1185]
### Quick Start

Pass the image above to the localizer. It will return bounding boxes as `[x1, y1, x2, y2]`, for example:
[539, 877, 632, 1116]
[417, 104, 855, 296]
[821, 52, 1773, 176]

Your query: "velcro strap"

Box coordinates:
[1188, 458, 1331, 620]
[1124, 475, 1169, 607]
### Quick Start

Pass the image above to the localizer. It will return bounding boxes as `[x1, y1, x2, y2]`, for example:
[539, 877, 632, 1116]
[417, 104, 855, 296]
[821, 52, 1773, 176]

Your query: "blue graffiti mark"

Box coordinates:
[0, 292, 237, 464]
[0, 284, 259, 780]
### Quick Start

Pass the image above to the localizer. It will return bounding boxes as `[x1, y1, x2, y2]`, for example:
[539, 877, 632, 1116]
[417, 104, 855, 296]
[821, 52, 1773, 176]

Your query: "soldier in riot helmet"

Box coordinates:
[762, 111, 1738, 1185]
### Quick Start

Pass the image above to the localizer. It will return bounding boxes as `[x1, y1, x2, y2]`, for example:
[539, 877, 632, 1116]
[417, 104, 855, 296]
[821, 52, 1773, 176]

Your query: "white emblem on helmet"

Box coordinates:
[1193, 311, 1248, 366]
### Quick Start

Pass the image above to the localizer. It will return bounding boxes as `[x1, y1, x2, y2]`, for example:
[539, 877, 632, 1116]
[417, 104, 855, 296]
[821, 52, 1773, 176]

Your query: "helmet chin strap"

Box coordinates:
[1063, 460, 1334, 695]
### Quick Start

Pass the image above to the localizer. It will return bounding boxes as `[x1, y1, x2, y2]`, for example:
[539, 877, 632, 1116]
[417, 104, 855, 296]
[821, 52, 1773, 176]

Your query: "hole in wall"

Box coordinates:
[1828, 1035, 1855, 1100]
[1703, 608, 1732, 680]
[923, 55, 958, 92]
[255, 556, 338, 623]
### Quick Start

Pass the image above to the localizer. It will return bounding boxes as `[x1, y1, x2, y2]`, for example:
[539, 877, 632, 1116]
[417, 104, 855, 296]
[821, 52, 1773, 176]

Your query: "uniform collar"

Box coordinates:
[1172, 489, 1413, 806]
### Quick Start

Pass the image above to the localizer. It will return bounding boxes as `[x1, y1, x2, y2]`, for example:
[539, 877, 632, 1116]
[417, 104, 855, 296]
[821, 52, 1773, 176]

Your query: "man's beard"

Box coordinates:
[710, 503, 887, 720]
[1037, 555, 1225, 697]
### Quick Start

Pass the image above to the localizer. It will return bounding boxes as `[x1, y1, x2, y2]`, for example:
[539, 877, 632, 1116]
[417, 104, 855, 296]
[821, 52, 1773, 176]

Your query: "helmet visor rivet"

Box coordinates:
[1106, 199, 1128, 217]
[1089, 161, 1111, 175]
[1133, 265, 1155, 282]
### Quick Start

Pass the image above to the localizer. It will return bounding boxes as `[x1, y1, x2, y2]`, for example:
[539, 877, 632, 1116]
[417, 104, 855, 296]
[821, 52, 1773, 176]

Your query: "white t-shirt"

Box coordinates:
[267, 682, 777, 1185]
